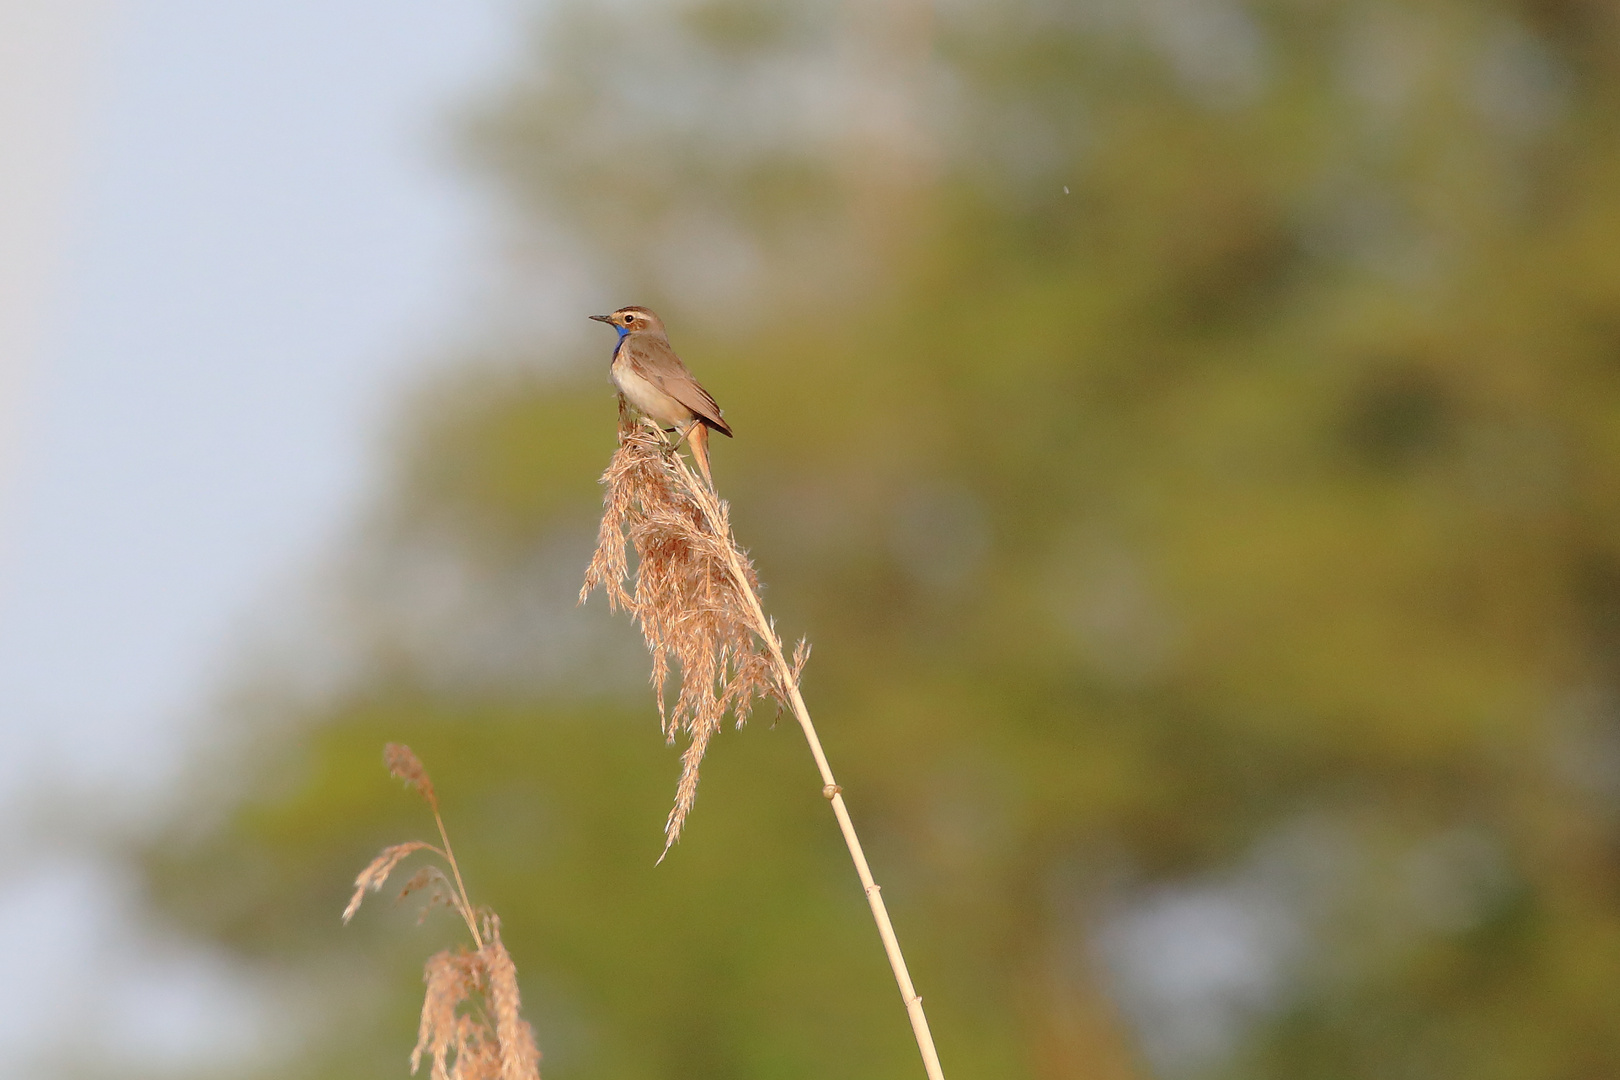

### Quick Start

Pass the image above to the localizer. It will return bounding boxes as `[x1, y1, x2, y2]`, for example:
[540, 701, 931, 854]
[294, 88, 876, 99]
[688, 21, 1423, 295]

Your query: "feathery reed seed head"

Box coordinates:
[348, 745, 542, 1079]
[415, 948, 491, 1080]
[485, 916, 543, 1080]
[581, 419, 787, 851]
[410, 926, 542, 1080]
[398, 865, 459, 924]
[386, 742, 438, 809]
[344, 840, 438, 924]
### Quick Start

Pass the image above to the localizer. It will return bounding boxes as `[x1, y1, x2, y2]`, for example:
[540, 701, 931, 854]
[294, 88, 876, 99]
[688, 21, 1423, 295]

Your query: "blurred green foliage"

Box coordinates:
[144, 1, 1620, 1077]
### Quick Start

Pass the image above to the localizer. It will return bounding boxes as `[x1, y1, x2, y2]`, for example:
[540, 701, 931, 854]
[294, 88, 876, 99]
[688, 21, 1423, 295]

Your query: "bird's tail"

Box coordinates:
[687, 421, 715, 489]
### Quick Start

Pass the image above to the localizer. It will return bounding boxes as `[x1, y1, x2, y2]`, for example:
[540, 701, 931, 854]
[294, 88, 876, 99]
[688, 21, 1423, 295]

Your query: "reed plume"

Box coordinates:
[345, 743, 542, 1080]
[580, 416, 786, 851]
[581, 415, 947, 1080]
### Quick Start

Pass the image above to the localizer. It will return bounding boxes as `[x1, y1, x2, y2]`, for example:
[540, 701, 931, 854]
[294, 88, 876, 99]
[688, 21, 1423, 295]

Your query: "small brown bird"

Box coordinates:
[590, 305, 732, 486]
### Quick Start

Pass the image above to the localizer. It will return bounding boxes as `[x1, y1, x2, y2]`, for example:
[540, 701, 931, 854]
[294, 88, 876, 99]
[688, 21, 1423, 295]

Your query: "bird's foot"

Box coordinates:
[640, 419, 682, 460]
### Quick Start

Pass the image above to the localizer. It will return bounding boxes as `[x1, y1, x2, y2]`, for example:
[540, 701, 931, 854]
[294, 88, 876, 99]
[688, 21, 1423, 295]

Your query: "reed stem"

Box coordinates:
[670, 439, 947, 1080]
[432, 803, 484, 950]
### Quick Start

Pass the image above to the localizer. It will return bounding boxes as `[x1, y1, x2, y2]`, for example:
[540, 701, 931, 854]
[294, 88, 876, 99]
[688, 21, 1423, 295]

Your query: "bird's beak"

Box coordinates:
[589, 314, 614, 324]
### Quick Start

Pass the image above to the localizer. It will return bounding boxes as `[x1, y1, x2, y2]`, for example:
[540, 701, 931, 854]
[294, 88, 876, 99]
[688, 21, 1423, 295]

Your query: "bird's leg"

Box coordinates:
[637, 416, 713, 488]
[643, 419, 693, 476]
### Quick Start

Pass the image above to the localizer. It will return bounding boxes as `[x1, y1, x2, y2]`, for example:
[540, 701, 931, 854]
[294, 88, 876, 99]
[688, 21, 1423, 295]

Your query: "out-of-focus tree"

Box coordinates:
[141, 1, 1620, 1078]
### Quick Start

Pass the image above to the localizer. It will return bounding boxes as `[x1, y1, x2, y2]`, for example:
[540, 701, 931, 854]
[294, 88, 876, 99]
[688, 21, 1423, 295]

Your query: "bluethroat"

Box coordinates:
[591, 306, 732, 486]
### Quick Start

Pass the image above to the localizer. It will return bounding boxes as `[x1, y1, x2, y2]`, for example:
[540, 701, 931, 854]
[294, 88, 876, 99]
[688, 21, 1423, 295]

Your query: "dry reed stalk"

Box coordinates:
[581, 417, 948, 1080]
[346, 744, 543, 1080]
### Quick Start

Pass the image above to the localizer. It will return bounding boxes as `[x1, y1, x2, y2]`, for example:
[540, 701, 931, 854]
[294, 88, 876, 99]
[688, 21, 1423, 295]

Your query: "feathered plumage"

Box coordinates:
[590, 306, 731, 485]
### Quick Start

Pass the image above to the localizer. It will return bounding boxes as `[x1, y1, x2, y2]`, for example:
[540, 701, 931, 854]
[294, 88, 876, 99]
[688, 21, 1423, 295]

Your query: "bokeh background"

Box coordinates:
[7, 0, 1620, 1077]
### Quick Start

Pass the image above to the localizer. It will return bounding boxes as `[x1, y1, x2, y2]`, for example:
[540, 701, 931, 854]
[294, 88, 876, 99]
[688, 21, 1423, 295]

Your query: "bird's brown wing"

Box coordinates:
[625, 334, 733, 436]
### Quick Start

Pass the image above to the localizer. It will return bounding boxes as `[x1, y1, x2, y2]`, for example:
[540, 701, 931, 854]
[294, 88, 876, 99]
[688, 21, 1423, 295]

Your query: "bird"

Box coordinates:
[590, 305, 732, 487]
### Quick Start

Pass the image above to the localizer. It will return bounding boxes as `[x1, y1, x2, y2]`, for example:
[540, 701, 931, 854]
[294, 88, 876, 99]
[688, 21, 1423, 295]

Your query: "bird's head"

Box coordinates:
[590, 306, 664, 337]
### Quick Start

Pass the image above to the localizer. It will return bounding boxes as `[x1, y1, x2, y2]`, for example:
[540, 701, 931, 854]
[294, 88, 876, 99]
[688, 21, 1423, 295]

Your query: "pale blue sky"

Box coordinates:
[0, 1, 519, 1070]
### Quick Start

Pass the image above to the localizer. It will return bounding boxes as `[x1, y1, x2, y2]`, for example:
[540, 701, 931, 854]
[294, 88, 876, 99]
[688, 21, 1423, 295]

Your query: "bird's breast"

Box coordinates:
[612, 353, 689, 427]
